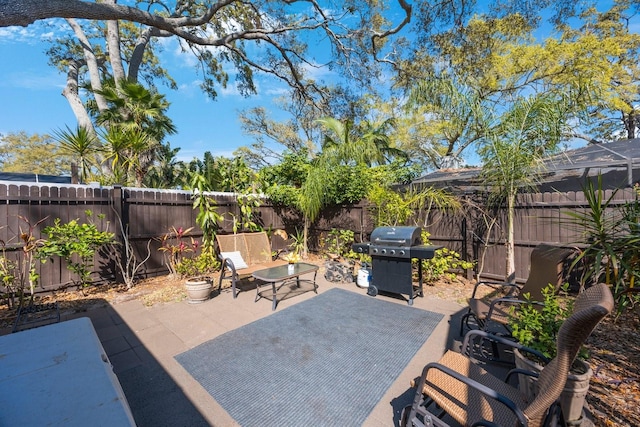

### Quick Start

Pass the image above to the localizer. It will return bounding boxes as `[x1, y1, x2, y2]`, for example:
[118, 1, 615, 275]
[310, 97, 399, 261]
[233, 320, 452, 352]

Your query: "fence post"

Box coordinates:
[111, 185, 127, 283]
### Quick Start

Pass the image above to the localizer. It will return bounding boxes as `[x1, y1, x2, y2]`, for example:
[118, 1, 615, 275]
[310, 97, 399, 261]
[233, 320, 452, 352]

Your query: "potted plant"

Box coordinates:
[158, 227, 218, 303]
[508, 284, 592, 424]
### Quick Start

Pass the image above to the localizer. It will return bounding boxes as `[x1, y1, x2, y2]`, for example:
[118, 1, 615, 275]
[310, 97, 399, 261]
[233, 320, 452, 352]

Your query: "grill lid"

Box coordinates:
[370, 226, 422, 247]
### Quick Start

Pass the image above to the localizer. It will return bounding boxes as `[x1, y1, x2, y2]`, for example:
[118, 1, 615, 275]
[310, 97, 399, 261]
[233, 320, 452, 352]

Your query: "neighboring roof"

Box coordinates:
[545, 139, 640, 172]
[411, 139, 640, 193]
[0, 172, 72, 184]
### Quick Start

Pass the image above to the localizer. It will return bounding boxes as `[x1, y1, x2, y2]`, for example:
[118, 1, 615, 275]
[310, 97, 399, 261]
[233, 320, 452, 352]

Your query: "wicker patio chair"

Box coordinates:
[402, 283, 613, 427]
[460, 244, 576, 336]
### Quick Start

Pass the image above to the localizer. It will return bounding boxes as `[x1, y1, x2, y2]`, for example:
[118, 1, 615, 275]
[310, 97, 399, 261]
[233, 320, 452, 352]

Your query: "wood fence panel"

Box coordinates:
[2, 182, 638, 294]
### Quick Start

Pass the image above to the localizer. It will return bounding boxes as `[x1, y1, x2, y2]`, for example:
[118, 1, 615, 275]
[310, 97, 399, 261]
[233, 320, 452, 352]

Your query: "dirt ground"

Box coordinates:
[1, 260, 638, 426]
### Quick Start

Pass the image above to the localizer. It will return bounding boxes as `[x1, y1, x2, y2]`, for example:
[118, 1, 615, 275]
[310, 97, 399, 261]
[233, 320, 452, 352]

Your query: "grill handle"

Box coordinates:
[373, 238, 407, 245]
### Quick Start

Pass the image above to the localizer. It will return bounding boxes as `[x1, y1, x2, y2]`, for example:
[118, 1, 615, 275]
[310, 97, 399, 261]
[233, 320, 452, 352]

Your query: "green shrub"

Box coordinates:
[175, 251, 220, 278]
[420, 231, 474, 283]
[507, 284, 577, 360]
[38, 212, 114, 287]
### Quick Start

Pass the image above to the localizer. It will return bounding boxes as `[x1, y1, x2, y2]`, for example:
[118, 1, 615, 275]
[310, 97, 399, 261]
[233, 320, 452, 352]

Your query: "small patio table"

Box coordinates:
[252, 262, 319, 310]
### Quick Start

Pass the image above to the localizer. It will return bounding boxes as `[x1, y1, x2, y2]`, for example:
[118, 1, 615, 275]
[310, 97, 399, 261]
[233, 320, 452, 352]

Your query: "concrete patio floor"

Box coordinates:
[7, 274, 467, 426]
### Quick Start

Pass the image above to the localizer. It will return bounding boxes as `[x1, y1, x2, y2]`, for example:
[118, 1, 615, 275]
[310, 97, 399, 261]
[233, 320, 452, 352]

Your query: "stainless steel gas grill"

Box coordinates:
[352, 226, 441, 305]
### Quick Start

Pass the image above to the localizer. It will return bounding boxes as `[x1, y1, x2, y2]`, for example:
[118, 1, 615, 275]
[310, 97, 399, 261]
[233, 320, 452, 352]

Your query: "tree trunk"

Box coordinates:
[303, 216, 309, 258]
[505, 194, 516, 283]
[105, 18, 126, 87]
[61, 59, 94, 132]
[129, 28, 154, 82]
[66, 18, 108, 112]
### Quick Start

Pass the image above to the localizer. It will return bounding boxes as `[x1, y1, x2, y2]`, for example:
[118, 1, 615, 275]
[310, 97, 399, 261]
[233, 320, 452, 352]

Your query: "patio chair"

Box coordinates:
[460, 244, 576, 336]
[401, 282, 613, 427]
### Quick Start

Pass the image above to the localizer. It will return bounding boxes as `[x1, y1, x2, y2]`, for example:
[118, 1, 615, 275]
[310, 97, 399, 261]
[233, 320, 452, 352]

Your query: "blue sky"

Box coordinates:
[0, 21, 306, 162]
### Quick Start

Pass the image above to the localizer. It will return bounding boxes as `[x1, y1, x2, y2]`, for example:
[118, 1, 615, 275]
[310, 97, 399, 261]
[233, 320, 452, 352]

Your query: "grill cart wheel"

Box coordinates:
[367, 285, 378, 297]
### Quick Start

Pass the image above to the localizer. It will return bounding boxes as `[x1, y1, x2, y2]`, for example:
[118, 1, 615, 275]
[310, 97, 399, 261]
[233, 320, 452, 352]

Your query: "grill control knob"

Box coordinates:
[381, 249, 387, 254]
[390, 249, 396, 255]
[399, 250, 405, 256]
[372, 248, 378, 254]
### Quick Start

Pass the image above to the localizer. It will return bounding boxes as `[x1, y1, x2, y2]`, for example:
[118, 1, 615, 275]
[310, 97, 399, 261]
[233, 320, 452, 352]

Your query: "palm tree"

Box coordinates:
[317, 117, 406, 166]
[478, 93, 568, 282]
[53, 126, 99, 183]
[95, 80, 176, 186]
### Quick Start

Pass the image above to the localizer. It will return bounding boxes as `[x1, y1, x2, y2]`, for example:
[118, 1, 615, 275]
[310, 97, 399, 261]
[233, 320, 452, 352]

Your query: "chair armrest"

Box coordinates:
[219, 256, 238, 274]
[470, 280, 521, 298]
[461, 330, 550, 365]
[417, 362, 529, 427]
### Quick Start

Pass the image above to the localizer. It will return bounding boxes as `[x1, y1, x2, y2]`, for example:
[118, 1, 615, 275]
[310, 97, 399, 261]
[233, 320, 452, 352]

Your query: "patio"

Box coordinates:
[8, 274, 464, 426]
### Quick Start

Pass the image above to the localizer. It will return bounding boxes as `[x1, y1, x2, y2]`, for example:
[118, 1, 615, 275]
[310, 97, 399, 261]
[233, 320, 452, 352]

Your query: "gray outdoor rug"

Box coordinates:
[175, 287, 444, 426]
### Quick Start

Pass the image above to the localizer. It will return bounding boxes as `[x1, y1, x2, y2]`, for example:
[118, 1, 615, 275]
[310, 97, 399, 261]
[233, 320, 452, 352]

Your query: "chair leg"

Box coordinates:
[231, 276, 238, 298]
[217, 273, 224, 296]
[218, 271, 238, 298]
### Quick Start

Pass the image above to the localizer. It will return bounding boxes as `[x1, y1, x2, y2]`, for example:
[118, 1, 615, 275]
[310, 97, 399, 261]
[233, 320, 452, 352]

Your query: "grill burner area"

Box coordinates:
[353, 226, 441, 305]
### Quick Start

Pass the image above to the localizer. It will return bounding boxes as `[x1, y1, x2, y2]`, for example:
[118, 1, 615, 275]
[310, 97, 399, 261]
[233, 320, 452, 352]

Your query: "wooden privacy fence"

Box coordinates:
[1, 181, 636, 294]
[420, 188, 638, 284]
[0, 182, 369, 294]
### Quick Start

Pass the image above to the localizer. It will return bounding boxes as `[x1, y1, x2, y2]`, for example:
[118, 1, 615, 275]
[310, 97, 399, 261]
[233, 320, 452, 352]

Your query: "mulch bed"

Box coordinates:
[583, 305, 640, 426]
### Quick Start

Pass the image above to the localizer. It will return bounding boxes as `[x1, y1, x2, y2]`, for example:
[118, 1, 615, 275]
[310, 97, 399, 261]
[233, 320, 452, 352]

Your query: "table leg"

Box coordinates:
[312, 271, 318, 293]
[271, 282, 278, 311]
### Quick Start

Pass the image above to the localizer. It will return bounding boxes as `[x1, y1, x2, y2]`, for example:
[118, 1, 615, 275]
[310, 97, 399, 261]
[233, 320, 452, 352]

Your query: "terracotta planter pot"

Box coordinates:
[514, 349, 592, 425]
[185, 277, 212, 304]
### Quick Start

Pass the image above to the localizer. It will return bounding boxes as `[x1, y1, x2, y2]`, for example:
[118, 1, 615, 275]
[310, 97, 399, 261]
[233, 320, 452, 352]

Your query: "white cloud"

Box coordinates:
[0, 26, 39, 43]
[0, 21, 67, 44]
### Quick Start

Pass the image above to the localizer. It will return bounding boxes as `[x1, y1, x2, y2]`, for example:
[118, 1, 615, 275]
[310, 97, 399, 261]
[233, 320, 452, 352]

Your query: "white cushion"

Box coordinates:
[221, 251, 248, 270]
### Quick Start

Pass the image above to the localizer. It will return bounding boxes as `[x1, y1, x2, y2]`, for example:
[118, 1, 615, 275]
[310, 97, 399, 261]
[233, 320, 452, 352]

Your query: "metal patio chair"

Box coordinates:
[401, 283, 613, 427]
[460, 244, 576, 336]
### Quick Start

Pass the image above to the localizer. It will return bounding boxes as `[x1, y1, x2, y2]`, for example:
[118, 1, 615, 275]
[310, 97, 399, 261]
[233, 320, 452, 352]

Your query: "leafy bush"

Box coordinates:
[175, 251, 220, 278]
[420, 231, 474, 283]
[507, 284, 576, 360]
[38, 212, 114, 287]
[325, 228, 355, 258]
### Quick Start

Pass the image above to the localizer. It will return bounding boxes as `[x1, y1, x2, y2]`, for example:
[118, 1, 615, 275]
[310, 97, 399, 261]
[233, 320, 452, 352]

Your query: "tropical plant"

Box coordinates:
[287, 228, 305, 258]
[53, 126, 99, 183]
[157, 226, 196, 278]
[0, 237, 17, 307]
[93, 81, 177, 186]
[317, 117, 407, 167]
[564, 176, 640, 312]
[157, 225, 221, 278]
[368, 184, 461, 228]
[15, 216, 47, 306]
[479, 93, 568, 283]
[191, 174, 224, 252]
[0, 217, 48, 307]
[38, 212, 115, 288]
